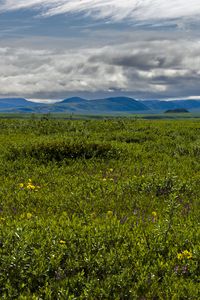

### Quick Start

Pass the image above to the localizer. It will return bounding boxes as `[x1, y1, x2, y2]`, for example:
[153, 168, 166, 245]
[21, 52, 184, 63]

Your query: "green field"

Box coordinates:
[0, 118, 199, 299]
[1, 111, 200, 120]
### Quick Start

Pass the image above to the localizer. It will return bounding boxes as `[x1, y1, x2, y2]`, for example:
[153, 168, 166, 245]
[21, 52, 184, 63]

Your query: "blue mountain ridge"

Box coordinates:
[1, 97, 200, 113]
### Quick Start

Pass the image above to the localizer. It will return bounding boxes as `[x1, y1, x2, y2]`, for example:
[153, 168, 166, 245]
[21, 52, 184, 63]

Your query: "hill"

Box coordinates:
[1, 97, 200, 114]
[0, 98, 41, 112]
[142, 99, 200, 112]
[50, 96, 149, 114]
[0, 98, 38, 107]
[165, 108, 190, 113]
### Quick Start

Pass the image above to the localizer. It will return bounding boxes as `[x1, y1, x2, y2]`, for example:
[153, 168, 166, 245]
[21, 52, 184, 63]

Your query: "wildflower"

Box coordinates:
[26, 213, 32, 219]
[177, 253, 183, 260]
[59, 240, 66, 244]
[152, 211, 158, 222]
[152, 211, 157, 218]
[102, 178, 107, 182]
[177, 250, 192, 260]
[182, 265, 188, 274]
[174, 265, 179, 274]
[19, 179, 40, 191]
[27, 180, 40, 191]
[109, 168, 114, 172]
[182, 250, 192, 259]
[27, 183, 36, 190]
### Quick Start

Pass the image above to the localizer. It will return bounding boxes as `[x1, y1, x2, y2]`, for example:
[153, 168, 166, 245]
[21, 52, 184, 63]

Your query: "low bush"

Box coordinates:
[7, 140, 120, 163]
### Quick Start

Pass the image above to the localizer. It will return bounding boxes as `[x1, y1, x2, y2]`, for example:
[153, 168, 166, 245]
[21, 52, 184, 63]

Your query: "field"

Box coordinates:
[0, 118, 199, 299]
[1, 112, 200, 120]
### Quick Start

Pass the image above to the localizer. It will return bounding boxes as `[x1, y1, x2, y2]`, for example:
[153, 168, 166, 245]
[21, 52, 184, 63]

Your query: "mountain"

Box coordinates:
[61, 97, 87, 104]
[0, 98, 41, 112]
[174, 100, 200, 110]
[1, 97, 200, 114]
[53, 96, 149, 114]
[0, 98, 37, 107]
[142, 99, 200, 112]
[90, 97, 149, 112]
[50, 97, 89, 113]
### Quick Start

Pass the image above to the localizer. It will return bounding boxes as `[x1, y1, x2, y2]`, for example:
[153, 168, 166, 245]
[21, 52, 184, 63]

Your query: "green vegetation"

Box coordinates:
[165, 109, 190, 114]
[0, 118, 199, 299]
[2, 112, 200, 120]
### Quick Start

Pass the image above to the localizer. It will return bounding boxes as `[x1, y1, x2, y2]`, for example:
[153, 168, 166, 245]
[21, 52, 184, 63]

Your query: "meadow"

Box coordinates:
[0, 117, 199, 299]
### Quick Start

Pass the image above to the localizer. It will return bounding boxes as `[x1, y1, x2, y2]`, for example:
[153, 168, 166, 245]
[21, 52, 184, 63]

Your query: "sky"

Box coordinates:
[0, 0, 200, 101]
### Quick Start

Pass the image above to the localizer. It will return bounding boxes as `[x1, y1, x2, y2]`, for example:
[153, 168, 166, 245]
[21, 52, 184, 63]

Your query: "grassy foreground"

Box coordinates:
[0, 118, 199, 299]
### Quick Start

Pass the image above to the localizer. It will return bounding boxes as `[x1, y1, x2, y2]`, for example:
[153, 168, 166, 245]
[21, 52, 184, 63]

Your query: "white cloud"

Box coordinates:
[1, 39, 200, 99]
[1, 0, 200, 24]
[1, 1, 200, 100]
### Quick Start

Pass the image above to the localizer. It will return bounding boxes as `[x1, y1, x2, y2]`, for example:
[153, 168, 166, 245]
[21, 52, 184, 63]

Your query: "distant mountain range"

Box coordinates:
[141, 100, 200, 111]
[1, 97, 200, 114]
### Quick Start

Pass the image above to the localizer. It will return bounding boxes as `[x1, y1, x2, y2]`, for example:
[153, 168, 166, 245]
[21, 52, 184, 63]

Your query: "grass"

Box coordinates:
[0, 118, 199, 299]
[1, 111, 200, 120]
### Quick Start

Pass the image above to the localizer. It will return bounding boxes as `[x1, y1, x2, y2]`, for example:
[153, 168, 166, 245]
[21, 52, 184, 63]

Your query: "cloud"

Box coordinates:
[1, 1, 200, 100]
[1, 39, 200, 99]
[1, 0, 200, 25]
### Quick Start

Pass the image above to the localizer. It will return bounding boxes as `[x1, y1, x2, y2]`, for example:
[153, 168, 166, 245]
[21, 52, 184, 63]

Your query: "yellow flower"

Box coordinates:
[182, 250, 192, 259]
[26, 213, 32, 219]
[19, 179, 40, 191]
[177, 250, 192, 260]
[59, 240, 66, 244]
[109, 168, 114, 172]
[152, 211, 157, 218]
[27, 183, 36, 190]
[177, 253, 183, 260]
[152, 211, 158, 223]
